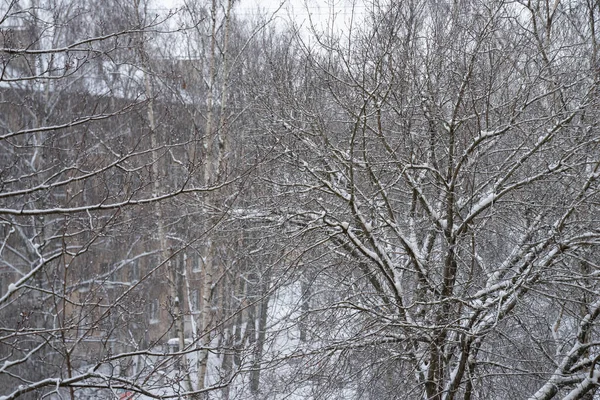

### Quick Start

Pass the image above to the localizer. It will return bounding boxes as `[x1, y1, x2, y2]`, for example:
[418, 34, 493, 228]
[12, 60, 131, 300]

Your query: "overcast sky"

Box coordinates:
[151, 0, 367, 34]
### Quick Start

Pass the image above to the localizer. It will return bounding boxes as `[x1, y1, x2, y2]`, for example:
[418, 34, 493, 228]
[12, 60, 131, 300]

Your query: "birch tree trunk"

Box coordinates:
[197, 0, 234, 390]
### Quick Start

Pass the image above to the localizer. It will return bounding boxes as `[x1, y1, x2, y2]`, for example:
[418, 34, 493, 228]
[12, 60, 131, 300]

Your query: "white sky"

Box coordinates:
[152, 0, 367, 34]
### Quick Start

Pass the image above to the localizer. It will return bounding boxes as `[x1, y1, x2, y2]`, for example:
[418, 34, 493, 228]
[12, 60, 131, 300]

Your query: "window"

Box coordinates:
[191, 289, 199, 313]
[100, 262, 117, 282]
[110, 265, 119, 282]
[191, 252, 201, 273]
[149, 298, 159, 324]
[171, 252, 184, 272]
[128, 259, 139, 282]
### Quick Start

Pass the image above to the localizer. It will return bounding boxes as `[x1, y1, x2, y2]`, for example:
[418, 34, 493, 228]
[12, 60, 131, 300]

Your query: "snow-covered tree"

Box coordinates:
[0, 0, 277, 398]
[253, 0, 600, 398]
